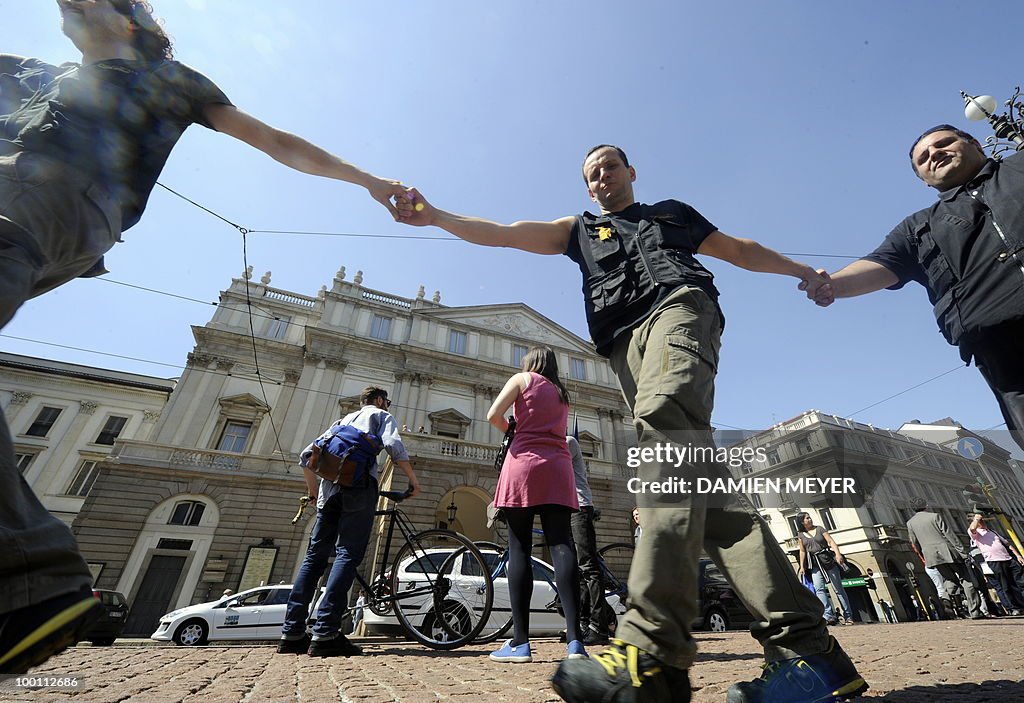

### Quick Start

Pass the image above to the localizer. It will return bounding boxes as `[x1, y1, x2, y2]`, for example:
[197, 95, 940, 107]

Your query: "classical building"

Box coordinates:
[728, 410, 1024, 623]
[0, 352, 174, 534]
[52, 267, 634, 636]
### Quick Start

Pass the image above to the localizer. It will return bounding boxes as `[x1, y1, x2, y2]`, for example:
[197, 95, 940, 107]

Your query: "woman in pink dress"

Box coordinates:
[487, 347, 584, 662]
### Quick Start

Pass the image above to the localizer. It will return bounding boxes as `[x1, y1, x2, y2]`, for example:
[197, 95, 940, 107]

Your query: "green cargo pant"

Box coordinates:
[610, 285, 828, 670]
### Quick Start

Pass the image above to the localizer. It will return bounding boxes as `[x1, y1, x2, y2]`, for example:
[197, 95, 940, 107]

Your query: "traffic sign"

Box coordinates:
[957, 437, 984, 460]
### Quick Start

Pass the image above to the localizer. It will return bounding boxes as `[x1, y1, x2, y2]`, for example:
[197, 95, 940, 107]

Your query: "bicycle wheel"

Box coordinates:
[598, 542, 634, 624]
[471, 542, 514, 644]
[391, 529, 494, 650]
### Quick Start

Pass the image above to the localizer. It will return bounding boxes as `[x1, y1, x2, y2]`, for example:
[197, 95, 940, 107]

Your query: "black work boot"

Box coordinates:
[307, 634, 363, 657]
[551, 639, 691, 703]
[726, 636, 868, 703]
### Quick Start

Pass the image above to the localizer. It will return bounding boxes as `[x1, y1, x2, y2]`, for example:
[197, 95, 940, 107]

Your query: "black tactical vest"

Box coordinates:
[565, 201, 720, 355]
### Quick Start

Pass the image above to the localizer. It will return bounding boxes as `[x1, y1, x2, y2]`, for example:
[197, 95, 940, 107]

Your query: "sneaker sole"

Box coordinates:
[830, 677, 869, 702]
[0, 598, 102, 674]
[489, 653, 532, 663]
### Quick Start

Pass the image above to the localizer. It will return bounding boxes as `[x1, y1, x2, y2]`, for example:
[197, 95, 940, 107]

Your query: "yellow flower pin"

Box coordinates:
[597, 227, 613, 241]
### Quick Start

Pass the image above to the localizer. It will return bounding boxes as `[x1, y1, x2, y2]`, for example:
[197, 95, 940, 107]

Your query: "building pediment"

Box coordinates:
[417, 303, 593, 354]
[217, 394, 270, 414]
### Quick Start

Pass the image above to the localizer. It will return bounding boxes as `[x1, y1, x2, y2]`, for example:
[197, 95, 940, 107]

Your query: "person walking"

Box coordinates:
[796, 513, 854, 626]
[278, 386, 421, 657]
[568, 434, 616, 645]
[396, 144, 860, 703]
[487, 347, 585, 663]
[905, 497, 983, 620]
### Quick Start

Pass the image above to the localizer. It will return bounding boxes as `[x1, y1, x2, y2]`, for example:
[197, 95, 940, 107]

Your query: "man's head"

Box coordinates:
[909, 496, 928, 512]
[582, 144, 637, 213]
[58, 0, 173, 61]
[909, 125, 987, 191]
[360, 386, 391, 410]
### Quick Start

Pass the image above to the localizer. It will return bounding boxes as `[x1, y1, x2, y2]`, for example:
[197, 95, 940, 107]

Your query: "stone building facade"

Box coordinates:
[57, 267, 635, 636]
[728, 410, 1024, 623]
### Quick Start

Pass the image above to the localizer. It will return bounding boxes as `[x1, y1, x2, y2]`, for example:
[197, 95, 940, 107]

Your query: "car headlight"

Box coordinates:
[162, 610, 185, 621]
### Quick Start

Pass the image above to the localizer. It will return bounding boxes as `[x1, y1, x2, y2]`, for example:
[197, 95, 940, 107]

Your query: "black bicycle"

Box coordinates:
[292, 488, 495, 649]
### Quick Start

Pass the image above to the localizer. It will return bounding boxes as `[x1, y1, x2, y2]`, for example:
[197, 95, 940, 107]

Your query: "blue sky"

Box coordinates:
[3, 1, 1022, 448]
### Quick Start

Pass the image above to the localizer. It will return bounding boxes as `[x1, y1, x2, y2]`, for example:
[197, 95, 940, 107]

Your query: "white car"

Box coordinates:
[362, 548, 625, 638]
[151, 585, 321, 646]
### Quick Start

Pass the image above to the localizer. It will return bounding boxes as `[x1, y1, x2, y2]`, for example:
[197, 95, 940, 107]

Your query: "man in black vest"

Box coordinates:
[394, 145, 866, 703]
[806, 125, 1024, 452]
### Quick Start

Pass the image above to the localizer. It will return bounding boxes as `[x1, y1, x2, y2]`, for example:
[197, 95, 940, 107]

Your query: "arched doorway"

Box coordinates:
[837, 561, 877, 623]
[437, 487, 493, 542]
[118, 494, 219, 636]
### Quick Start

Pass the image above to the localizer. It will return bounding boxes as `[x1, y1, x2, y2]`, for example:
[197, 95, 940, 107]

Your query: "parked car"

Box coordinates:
[151, 585, 320, 646]
[697, 558, 755, 632]
[83, 589, 130, 646]
[362, 547, 625, 637]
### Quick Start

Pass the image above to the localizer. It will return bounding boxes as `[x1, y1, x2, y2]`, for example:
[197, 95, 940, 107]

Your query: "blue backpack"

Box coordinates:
[309, 421, 383, 488]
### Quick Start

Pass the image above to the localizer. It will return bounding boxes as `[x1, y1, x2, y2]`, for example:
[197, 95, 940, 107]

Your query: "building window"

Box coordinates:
[570, 357, 587, 381]
[95, 415, 129, 445]
[767, 450, 780, 466]
[169, 500, 206, 526]
[67, 460, 100, 497]
[217, 421, 252, 453]
[15, 453, 35, 474]
[370, 314, 392, 341]
[448, 330, 467, 355]
[864, 503, 879, 526]
[26, 406, 62, 437]
[741, 461, 753, 475]
[749, 493, 763, 510]
[818, 508, 837, 531]
[796, 438, 813, 455]
[866, 440, 881, 455]
[266, 315, 291, 340]
[512, 344, 528, 368]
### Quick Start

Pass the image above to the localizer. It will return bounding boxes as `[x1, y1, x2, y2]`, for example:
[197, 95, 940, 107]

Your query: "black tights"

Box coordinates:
[503, 505, 581, 646]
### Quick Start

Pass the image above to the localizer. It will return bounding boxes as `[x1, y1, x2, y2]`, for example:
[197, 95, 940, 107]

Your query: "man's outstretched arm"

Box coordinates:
[697, 230, 833, 298]
[395, 188, 574, 255]
[204, 104, 406, 218]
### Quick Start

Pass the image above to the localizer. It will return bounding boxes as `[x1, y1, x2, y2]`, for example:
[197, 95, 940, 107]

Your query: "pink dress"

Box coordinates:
[494, 372, 578, 510]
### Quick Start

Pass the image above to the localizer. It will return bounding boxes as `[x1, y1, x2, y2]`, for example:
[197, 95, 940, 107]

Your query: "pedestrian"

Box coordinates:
[968, 513, 1024, 615]
[278, 386, 421, 657]
[222, 589, 234, 598]
[805, 125, 1024, 452]
[0, 0, 406, 675]
[395, 144, 861, 703]
[905, 497, 983, 620]
[630, 506, 642, 546]
[796, 512, 854, 626]
[350, 590, 366, 635]
[487, 347, 585, 663]
[567, 433, 616, 645]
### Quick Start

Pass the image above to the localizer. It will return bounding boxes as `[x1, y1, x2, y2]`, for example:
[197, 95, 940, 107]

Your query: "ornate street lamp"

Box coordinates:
[447, 494, 458, 524]
[961, 89, 1024, 158]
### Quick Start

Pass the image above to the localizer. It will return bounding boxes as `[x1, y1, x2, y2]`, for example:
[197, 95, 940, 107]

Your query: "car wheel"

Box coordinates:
[704, 608, 729, 633]
[89, 638, 115, 647]
[173, 619, 209, 646]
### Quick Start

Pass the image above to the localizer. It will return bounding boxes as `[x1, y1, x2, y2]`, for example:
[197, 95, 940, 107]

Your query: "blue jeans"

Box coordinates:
[811, 565, 852, 621]
[282, 482, 377, 639]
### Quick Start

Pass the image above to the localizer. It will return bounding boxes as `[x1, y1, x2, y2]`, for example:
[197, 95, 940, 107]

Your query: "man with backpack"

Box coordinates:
[278, 386, 420, 657]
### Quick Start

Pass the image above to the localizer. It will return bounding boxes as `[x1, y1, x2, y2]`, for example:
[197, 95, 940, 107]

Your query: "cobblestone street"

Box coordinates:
[2, 620, 1022, 702]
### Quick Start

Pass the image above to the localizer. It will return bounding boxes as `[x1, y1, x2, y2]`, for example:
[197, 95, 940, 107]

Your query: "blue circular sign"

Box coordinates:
[957, 437, 984, 460]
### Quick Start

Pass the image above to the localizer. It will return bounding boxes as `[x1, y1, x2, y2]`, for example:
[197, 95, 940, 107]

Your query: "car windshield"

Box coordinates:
[404, 551, 452, 574]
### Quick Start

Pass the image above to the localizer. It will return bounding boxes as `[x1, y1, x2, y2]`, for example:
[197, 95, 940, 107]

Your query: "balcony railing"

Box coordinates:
[110, 440, 297, 477]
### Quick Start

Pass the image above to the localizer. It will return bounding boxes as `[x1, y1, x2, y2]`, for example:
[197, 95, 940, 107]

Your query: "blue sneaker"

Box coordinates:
[726, 636, 868, 702]
[567, 640, 588, 660]
[490, 639, 532, 663]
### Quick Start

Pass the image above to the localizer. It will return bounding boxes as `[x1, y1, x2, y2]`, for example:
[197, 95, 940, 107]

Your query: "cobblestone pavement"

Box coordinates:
[2, 619, 1022, 702]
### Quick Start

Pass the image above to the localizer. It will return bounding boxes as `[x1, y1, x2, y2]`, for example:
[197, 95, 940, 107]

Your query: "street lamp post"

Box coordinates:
[961, 89, 1024, 157]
